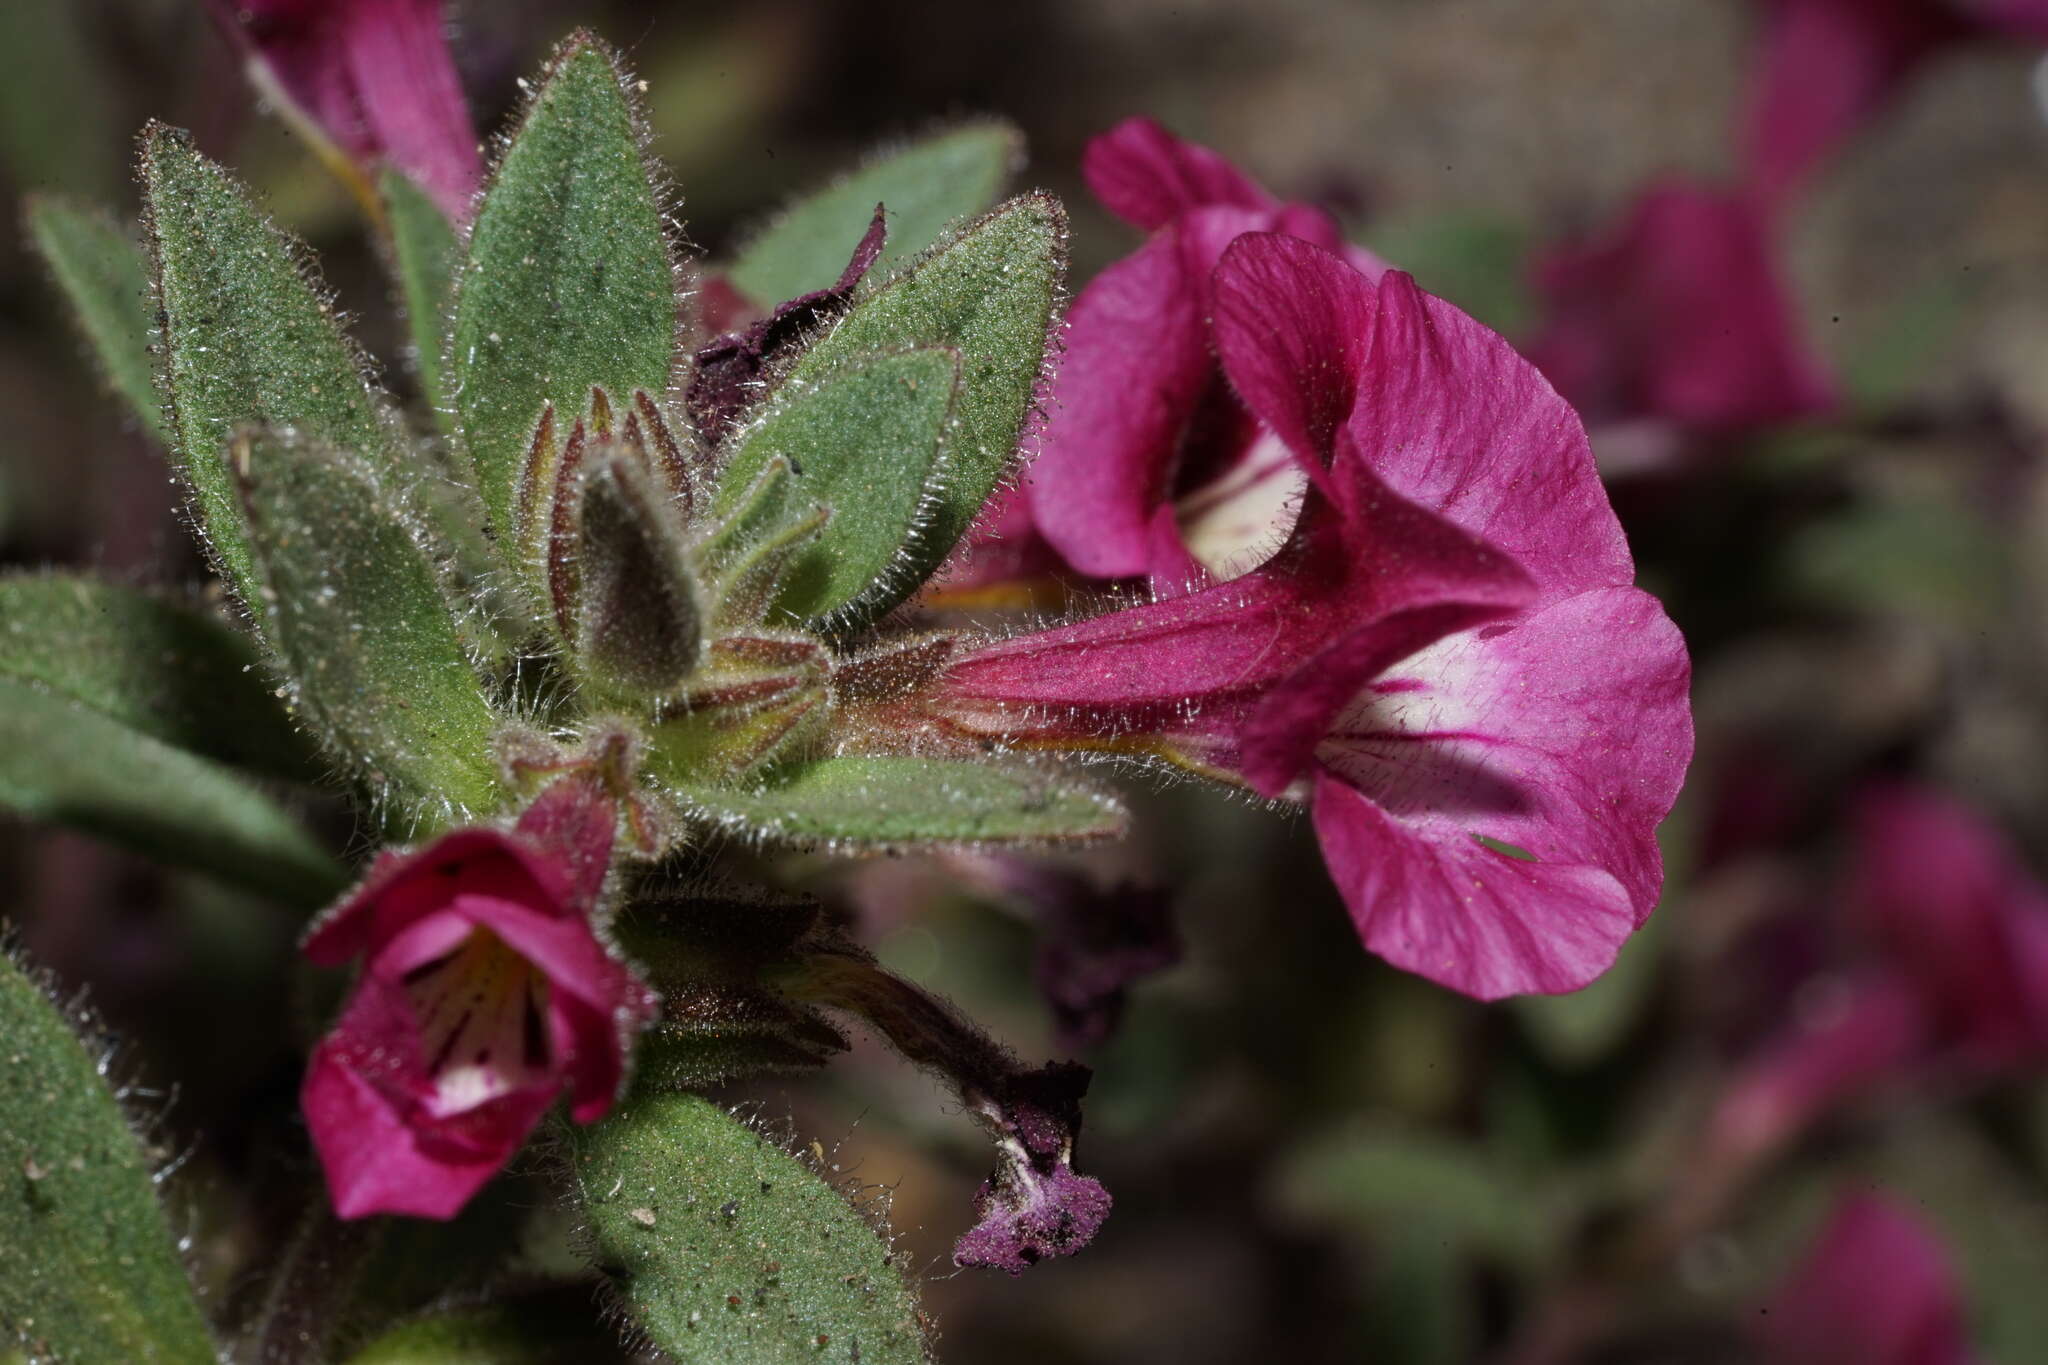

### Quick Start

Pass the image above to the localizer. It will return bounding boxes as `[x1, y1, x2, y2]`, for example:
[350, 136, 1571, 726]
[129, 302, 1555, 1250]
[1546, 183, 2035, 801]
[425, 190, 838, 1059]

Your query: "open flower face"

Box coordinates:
[937, 234, 1692, 999]
[301, 778, 657, 1219]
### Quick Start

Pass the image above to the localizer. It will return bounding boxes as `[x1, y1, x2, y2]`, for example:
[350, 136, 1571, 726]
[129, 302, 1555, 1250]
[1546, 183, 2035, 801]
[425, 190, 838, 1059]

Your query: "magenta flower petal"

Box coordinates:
[1848, 782, 2048, 1062]
[1031, 225, 1215, 577]
[1759, 1193, 1978, 1365]
[1082, 116, 1274, 231]
[299, 777, 657, 1220]
[1311, 587, 1692, 996]
[1528, 182, 1836, 436]
[209, 0, 483, 223]
[1356, 271, 1636, 595]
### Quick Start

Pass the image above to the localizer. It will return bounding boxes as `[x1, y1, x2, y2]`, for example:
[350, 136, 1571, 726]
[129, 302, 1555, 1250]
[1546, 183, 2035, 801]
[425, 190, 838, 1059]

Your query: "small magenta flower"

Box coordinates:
[1525, 181, 1836, 448]
[207, 0, 483, 222]
[937, 234, 1692, 999]
[1757, 1193, 1978, 1365]
[301, 776, 658, 1219]
[1012, 118, 1387, 589]
[1743, 0, 2048, 214]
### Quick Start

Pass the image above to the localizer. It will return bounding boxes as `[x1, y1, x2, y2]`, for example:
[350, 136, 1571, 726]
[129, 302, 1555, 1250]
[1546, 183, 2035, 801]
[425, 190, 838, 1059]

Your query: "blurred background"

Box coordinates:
[6, 1, 2048, 1361]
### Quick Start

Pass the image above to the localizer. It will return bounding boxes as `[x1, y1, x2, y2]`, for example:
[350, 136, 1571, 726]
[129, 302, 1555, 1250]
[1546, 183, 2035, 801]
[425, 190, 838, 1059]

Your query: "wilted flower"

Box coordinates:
[1757, 1192, 1978, 1365]
[936, 234, 1692, 999]
[301, 776, 658, 1219]
[1525, 181, 1836, 450]
[206, 0, 483, 221]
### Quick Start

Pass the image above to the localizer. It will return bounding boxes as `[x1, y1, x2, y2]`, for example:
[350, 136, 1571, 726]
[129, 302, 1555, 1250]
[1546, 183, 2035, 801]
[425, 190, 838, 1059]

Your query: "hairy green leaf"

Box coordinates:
[0, 678, 342, 902]
[141, 123, 404, 608]
[23, 196, 163, 439]
[719, 348, 957, 627]
[657, 753, 1126, 849]
[0, 953, 216, 1364]
[234, 428, 501, 818]
[452, 36, 675, 536]
[0, 573, 316, 781]
[570, 1092, 927, 1364]
[342, 1301, 617, 1365]
[784, 194, 1061, 584]
[728, 120, 1022, 306]
[380, 170, 462, 427]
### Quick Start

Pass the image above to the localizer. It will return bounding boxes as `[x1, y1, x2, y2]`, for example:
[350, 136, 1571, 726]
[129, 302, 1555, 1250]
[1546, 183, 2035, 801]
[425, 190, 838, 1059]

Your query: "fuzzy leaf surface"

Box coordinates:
[728, 120, 1022, 306]
[570, 1091, 927, 1364]
[452, 38, 675, 536]
[0, 574, 317, 781]
[784, 194, 1061, 584]
[141, 125, 401, 608]
[718, 348, 957, 627]
[235, 429, 501, 818]
[0, 678, 342, 903]
[381, 170, 462, 427]
[24, 196, 163, 439]
[659, 754, 1126, 848]
[0, 953, 218, 1364]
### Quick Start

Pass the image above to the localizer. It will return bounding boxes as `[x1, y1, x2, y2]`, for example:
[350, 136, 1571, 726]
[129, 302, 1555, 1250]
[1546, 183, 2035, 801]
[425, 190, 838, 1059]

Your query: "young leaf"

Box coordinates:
[0, 677, 344, 903]
[379, 169, 462, 427]
[693, 458, 829, 631]
[727, 119, 1022, 307]
[0, 953, 217, 1365]
[22, 196, 164, 439]
[140, 124, 404, 608]
[452, 35, 676, 537]
[654, 753, 1127, 849]
[783, 194, 1062, 586]
[0, 574, 318, 781]
[717, 347, 958, 627]
[234, 428, 502, 819]
[569, 1092, 929, 1365]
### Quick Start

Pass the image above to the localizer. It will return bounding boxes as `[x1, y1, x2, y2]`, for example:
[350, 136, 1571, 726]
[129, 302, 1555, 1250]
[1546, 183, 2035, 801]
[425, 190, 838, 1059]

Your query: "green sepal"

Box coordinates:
[379, 169, 462, 429]
[717, 347, 958, 629]
[140, 123, 405, 610]
[0, 677, 343, 903]
[0, 951, 219, 1364]
[617, 885, 847, 1091]
[649, 635, 830, 784]
[781, 194, 1063, 588]
[340, 1300, 618, 1365]
[571, 445, 706, 696]
[692, 458, 829, 631]
[656, 753, 1127, 850]
[568, 1092, 929, 1364]
[233, 427, 503, 820]
[22, 195, 164, 439]
[727, 119, 1022, 307]
[452, 34, 677, 538]
[0, 573, 319, 781]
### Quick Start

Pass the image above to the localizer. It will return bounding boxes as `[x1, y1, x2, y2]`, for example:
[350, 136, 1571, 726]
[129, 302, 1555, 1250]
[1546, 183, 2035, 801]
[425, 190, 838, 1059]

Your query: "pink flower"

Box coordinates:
[207, 0, 483, 222]
[1743, 0, 2048, 216]
[1525, 181, 1836, 441]
[936, 234, 1692, 1000]
[1757, 1193, 1978, 1365]
[301, 777, 657, 1220]
[1014, 118, 1386, 589]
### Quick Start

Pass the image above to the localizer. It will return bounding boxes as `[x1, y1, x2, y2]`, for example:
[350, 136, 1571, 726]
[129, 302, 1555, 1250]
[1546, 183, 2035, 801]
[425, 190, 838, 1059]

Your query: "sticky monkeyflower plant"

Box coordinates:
[3, 13, 1691, 1365]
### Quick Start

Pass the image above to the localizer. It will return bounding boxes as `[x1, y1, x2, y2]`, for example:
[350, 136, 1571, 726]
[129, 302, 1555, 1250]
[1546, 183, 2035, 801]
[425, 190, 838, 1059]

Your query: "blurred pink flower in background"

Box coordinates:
[300, 777, 657, 1219]
[940, 235, 1692, 999]
[206, 0, 483, 221]
[1525, 181, 1836, 454]
[1743, 0, 2048, 215]
[1757, 1192, 1979, 1365]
